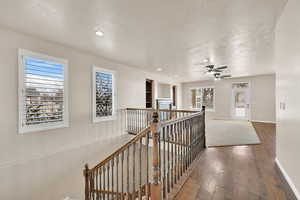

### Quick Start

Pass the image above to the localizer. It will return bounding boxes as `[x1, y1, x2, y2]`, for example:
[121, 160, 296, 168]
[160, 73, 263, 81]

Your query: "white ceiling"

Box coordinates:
[0, 0, 286, 82]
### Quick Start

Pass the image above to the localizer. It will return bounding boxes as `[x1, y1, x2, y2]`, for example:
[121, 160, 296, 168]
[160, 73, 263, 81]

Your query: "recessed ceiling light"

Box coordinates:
[95, 30, 104, 37]
[156, 68, 163, 72]
[203, 58, 209, 63]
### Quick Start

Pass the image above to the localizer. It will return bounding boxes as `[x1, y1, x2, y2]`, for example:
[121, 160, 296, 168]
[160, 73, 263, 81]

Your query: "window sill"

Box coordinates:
[18, 122, 69, 134]
[93, 115, 117, 123]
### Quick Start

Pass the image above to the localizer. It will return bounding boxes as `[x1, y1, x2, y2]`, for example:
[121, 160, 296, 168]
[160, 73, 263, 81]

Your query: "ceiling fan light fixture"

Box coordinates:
[95, 30, 104, 37]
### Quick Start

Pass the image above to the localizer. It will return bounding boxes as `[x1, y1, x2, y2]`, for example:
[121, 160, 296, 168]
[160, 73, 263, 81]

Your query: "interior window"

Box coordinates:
[190, 87, 214, 111]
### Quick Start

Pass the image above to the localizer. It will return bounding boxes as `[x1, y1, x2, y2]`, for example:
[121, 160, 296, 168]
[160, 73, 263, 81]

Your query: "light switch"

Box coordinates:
[280, 102, 286, 110]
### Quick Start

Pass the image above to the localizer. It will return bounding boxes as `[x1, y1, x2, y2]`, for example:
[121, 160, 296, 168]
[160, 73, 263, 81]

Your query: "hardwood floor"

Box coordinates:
[175, 122, 297, 200]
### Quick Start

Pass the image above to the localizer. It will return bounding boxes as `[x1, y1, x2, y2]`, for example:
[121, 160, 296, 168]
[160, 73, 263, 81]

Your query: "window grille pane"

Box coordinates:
[191, 87, 214, 110]
[23, 57, 64, 126]
[232, 83, 249, 89]
[95, 72, 113, 117]
[191, 89, 197, 108]
[202, 88, 214, 109]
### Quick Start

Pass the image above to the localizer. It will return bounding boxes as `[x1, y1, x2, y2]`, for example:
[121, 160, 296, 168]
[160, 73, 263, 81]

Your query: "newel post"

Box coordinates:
[169, 104, 175, 119]
[156, 99, 160, 110]
[84, 164, 90, 200]
[202, 106, 206, 148]
[151, 111, 161, 200]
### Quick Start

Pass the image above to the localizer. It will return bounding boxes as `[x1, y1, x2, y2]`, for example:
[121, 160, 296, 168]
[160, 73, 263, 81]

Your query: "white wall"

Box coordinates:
[0, 26, 173, 199]
[275, 0, 300, 197]
[157, 83, 171, 98]
[182, 74, 276, 122]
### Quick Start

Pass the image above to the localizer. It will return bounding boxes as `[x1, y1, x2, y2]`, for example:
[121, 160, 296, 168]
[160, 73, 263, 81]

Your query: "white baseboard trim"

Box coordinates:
[251, 120, 276, 124]
[275, 158, 300, 199]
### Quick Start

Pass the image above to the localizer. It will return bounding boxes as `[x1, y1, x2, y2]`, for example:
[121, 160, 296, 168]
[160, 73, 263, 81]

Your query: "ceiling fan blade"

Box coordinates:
[213, 69, 222, 72]
[215, 66, 228, 70]
[220, 75, 232, 78]
[205, 65, 214, 69]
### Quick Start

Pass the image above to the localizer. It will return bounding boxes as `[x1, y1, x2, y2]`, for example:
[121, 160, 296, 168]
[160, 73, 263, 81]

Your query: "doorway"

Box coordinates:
[145, 79, 153, 108]
[231, 82, 250, 120]
[172, 85, 177, 108]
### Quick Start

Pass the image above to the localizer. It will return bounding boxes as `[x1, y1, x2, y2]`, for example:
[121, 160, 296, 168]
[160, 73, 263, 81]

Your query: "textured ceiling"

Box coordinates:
[0, 0, 287, 82]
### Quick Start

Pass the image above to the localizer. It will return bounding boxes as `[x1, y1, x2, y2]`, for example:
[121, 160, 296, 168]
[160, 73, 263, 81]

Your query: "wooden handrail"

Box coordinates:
[90, 126, 150, 171]
[126, 107, 198, 113]
[160, 110, 204, 127]
[126, 107, 198, 135]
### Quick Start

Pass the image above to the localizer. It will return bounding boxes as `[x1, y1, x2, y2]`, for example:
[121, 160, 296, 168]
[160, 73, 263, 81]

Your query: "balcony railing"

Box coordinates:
[83, 107, 206, 200]
[125, 108, 198, 135]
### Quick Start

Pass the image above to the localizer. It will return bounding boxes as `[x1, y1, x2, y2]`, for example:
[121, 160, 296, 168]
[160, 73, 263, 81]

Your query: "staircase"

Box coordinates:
[83, 107, 206, 200]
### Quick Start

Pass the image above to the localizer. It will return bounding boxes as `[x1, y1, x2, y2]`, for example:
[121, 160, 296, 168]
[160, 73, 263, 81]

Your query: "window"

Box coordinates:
[190, 87, 215, 111]
[92, 66, 116, 122]
[18, 49, 69, 134]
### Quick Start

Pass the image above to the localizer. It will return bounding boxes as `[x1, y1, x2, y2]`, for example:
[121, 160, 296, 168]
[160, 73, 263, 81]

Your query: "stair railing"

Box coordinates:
[157, 107, 206, 199]
[125, 108, 198, 135]
[84, 107, 206, 200]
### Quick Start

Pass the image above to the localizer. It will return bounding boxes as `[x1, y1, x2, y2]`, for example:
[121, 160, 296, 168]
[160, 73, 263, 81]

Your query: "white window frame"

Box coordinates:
[92, 66, 117, 123]
[18, 49, 69, 134]
[231, 81, 251, 120]
[190, 86, 215, 112]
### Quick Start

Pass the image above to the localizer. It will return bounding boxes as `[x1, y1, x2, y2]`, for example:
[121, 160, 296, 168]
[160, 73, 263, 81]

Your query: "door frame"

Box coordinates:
[172, 85, 177, 108]
[231, 81, 251, 121]
[145, 79, 154, 108]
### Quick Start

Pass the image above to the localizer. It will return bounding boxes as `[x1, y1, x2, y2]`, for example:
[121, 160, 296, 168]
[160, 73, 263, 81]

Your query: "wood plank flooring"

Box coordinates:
[175, 122, 297, 200]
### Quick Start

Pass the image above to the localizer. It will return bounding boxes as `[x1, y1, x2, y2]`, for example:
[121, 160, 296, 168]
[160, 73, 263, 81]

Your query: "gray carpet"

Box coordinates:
[206, 120, 261, 147]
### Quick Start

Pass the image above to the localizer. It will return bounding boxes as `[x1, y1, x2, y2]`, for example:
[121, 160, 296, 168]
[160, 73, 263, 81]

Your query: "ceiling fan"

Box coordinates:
[213, 72, 232, 80]
[203, 65, 232, 80]
[204, 65, 228, 74]
[192, 63, 232, 80]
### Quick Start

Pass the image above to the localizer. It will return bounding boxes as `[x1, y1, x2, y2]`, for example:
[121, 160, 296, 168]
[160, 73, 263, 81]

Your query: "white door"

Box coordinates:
[231, 83, 250, 120]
